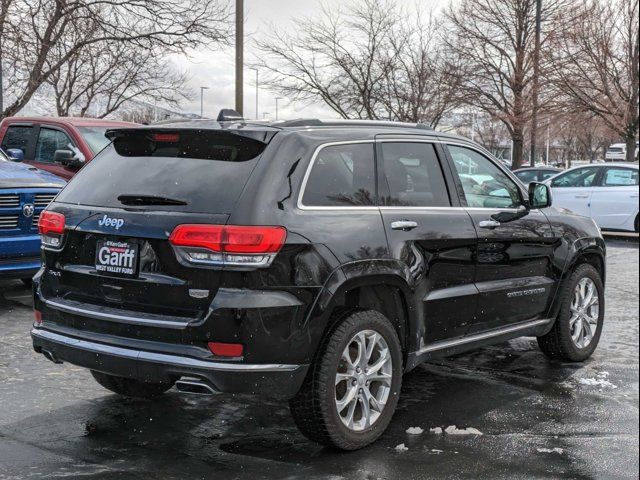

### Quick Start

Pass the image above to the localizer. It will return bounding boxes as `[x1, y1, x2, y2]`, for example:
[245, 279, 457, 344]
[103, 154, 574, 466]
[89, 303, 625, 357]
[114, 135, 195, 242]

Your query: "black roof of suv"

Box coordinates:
[32, 118, 606, 450]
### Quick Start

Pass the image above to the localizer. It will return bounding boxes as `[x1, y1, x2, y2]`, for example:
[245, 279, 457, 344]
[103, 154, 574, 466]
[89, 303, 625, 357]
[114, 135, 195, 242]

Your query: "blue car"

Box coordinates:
[0, 148, 65, 283]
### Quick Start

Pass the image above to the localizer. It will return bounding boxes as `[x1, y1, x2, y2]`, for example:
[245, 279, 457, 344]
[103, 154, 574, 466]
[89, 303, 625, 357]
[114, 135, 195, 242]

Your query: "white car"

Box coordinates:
[605, 142, 639, 161]
[546, 163, 639, 232]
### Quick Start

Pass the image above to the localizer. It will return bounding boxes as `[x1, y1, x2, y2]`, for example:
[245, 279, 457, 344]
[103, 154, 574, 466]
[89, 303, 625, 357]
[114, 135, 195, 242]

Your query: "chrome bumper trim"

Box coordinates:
[31, 328, 300, 372]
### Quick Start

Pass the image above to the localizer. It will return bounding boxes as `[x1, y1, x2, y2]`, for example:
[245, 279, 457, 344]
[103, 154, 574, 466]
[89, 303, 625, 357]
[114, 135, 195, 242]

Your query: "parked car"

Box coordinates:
[31, 117, 606, 450]
[546, 163, 639, 232]
[514, 166, 562, 184]
[605, 142, 639, 162]
[0, 148, 65, 282]
[0, 117, 137, 180]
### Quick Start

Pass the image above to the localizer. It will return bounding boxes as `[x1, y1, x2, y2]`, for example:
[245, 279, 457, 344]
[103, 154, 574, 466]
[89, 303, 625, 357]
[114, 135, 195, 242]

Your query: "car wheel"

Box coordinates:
[537, 264, 604, 362]
[91, 371, 172, 398]
[289, 310, 403, 450]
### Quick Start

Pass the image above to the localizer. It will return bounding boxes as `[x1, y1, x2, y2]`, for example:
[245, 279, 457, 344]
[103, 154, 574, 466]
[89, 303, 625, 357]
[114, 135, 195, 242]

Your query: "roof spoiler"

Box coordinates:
[217, 109, 244, 122]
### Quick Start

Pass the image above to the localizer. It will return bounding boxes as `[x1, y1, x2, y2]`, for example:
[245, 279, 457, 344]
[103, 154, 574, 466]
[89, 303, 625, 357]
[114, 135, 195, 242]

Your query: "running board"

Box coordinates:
[406, 318, 554, 370]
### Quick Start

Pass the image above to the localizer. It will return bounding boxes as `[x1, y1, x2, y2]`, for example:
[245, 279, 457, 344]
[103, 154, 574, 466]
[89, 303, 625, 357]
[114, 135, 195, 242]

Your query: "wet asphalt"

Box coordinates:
[0, 235, 638, 480]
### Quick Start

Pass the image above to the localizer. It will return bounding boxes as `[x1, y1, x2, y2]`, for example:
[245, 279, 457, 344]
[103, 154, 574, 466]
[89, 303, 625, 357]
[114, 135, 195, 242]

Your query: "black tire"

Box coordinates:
[537, 264, 604, 362]
[289, 310, 403, 450]
[91, 371, 172, 398]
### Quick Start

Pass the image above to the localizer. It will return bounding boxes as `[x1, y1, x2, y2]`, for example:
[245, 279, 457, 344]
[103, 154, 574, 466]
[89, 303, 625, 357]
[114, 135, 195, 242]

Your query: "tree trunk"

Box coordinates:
[625, 133, 637, 162]
[511, 130, 524, 169]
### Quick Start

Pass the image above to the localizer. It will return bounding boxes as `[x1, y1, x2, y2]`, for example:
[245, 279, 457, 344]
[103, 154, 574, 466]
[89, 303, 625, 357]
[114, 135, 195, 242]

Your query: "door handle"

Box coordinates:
[574, 194, 590, 198]
[478, 219, 501, 229]
[391, 220, 418, 231]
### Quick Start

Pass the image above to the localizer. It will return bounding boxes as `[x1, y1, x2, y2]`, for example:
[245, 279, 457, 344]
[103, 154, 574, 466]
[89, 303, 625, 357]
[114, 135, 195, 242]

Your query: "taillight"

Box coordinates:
[34, 310, 42, 326]
[169, 224, 286, 268]
[38, 211, 66, 249]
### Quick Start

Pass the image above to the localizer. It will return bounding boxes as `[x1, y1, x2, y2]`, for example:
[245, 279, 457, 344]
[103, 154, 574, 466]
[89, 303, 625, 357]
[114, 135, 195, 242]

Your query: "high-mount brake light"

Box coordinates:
[150, 133, 180, 143]
[38, 211, 66, 249]
[169, 224, 287, 268]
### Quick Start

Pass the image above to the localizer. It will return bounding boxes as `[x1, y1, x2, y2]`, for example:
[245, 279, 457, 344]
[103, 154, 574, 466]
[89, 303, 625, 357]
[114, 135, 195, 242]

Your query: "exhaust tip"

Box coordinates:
[175, 377, 219, 395]
[42, 349, 63, 364]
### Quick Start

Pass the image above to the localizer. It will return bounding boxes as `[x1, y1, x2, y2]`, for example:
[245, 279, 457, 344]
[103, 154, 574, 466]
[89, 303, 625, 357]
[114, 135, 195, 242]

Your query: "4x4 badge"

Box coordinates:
[98, 214, 125, 230]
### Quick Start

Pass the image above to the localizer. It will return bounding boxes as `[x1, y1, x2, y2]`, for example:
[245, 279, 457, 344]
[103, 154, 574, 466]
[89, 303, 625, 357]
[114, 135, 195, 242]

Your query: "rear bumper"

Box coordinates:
[31, 327, 308, 399]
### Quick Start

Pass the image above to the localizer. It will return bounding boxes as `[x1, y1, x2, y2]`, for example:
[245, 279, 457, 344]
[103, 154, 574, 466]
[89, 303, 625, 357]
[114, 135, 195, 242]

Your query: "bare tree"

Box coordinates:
[443, 0, 568, 169]
[548, 0, 639, 162]
[47, 42, 191, 117]
[1, 0, 231, 118]
[254, 0, 458, 127]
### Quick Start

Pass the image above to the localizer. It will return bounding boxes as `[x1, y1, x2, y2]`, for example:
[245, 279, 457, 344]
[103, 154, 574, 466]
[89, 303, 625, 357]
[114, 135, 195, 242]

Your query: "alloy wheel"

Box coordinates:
[334, 329, 393, 431]
[570, 277, 600, 349]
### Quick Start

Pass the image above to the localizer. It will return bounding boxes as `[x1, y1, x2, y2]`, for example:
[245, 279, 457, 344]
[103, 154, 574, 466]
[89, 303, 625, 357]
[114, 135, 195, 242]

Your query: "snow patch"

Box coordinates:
[578, 377, 617, 389]
[406, 427, 424, 435]
[429, 449, 443, 454]
[395, 443, 409, 452]
[429, 427, 443, 434]
[537, 447, 564, 454]
[444, 425, 483, 435]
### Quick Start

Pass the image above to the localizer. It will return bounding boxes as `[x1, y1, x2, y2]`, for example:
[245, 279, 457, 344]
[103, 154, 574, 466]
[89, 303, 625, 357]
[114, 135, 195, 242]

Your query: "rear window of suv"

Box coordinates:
[55, 129, 270, 214]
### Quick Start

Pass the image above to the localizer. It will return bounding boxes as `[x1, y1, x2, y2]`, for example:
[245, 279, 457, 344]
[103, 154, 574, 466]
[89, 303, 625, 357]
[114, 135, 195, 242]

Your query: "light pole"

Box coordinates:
[200, 86, 209, 118]
[235, 0, 244, 115]
[275, 97, 283, 120]
[250, 68, 258, 120]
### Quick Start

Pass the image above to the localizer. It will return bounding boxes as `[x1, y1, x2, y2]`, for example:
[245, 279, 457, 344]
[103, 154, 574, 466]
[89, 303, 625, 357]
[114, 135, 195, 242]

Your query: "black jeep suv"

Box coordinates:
[32, 119, 606, 450]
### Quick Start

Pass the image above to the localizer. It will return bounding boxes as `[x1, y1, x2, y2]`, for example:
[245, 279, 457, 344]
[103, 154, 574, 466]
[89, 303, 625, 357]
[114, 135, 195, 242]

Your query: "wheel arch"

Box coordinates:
[303, 269, 418, 368]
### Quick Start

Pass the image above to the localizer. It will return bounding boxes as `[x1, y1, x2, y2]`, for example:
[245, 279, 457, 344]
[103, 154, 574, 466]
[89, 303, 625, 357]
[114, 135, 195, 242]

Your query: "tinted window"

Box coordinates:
[449, 145, 522, 208]
[551, 167, 599, 188]
[35, 128, 74, 163]
[1, 125, 32, 153]
[301, 143, 375, 207]
[602, 168, 638, 186]
[380, 142, 450, 207]
[515, 170, 539, 183]
[55, 130, 268, 214]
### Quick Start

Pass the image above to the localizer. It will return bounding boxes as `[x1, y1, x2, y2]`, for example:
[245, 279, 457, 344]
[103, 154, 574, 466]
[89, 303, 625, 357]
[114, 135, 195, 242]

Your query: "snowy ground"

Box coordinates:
[0, 236, 638, 479]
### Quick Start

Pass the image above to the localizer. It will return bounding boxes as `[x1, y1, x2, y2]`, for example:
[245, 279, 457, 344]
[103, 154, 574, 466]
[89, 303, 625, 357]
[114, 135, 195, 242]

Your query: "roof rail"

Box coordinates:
[274, 119, 432, 130]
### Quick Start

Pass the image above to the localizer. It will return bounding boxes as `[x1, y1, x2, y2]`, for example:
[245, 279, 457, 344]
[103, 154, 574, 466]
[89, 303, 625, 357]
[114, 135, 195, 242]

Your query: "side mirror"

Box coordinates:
[53, 149, 81, 168]
[529, 182, 552, 209]
[6, 148, 24, 162]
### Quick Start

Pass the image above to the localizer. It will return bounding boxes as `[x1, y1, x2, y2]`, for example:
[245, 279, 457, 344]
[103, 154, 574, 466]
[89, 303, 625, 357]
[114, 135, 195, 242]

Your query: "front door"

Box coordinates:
[27, 126, 79, 180]
[548, 166, 600, 217]
[377, 140, 478, 344]
[445, 144, 556, 333]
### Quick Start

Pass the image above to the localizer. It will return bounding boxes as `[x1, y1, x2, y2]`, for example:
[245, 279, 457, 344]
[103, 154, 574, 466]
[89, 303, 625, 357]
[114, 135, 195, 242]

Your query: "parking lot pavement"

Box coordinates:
[0, 237, 637, 480]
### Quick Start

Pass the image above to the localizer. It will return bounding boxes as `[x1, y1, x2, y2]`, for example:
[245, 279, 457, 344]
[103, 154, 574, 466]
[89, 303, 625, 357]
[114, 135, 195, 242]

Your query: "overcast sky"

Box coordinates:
[173, 0, 445, 120]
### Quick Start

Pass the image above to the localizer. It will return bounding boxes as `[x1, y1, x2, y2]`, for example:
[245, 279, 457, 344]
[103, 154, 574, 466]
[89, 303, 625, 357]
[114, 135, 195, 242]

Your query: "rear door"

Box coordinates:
[444, 143, 556, 333]
[590, 166, 639, 229]
[377, 139, 477, 344]
[548, 166, 600, 217]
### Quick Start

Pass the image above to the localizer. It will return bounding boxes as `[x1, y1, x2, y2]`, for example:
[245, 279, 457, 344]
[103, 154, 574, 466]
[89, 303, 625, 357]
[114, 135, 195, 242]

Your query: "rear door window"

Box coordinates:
[301, 143, 376, 207]
[379, 142, 450, 207]
[602, 168, 639, 186]
[55, 130, 270, 214]
[515, 170, 539, 183]
[1, 125, 33, 153]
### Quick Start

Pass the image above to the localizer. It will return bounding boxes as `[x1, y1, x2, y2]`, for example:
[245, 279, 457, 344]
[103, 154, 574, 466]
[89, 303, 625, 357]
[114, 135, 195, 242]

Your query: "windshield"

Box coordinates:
[77, 127, 111, 154]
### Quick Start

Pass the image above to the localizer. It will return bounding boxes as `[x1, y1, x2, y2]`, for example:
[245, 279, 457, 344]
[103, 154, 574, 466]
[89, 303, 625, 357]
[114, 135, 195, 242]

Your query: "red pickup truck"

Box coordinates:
[0, 117, 137, 180]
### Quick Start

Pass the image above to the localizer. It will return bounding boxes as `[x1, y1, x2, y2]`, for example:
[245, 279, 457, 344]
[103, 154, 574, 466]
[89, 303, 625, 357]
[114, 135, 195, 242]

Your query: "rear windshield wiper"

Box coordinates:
[117, 194, 187, 206]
